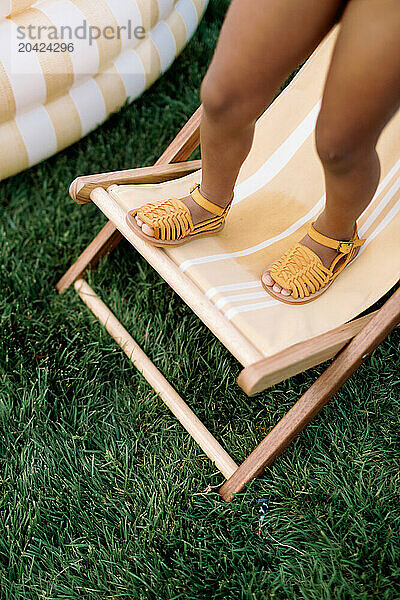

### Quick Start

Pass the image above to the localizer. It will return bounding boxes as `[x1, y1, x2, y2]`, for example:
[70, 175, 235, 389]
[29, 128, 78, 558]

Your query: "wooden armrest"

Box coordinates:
[70, 159, 202, 205]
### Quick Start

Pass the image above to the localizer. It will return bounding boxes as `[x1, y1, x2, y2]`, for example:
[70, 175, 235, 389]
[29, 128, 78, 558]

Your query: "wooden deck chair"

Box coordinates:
[58, 28, 400, 501]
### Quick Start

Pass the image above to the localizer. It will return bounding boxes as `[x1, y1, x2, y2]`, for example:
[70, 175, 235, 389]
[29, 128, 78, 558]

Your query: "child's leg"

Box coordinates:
[137, 0, 344, 238]
[264, 0, 400, 296]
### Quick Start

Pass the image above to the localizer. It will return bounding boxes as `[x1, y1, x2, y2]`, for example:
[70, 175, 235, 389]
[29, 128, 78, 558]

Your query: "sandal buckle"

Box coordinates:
[337, 241, 353, 254]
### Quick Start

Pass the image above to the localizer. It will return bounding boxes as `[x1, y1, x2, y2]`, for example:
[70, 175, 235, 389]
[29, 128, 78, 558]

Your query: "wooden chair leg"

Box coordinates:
[219, 285, 400, 502]
[57, 106, 203, 293]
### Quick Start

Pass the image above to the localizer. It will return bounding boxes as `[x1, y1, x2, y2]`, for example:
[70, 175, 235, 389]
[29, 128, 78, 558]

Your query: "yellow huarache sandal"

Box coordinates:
[126, 184, 233, 247]
[262, 222, 366, 305]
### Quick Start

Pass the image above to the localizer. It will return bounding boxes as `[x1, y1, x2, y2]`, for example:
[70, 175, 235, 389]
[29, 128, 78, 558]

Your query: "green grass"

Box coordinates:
[1, 1, 399, 598]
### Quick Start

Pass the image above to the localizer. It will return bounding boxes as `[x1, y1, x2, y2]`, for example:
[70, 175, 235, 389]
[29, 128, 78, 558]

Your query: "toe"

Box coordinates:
[262, 272, 274, 287]
[142, 223, 155, 237]
[281, 288, 292, 296]
[273, 283, 282, 293]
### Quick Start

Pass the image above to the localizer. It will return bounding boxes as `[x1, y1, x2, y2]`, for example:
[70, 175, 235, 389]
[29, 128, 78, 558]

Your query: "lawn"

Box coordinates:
[1, 1, 399, 598]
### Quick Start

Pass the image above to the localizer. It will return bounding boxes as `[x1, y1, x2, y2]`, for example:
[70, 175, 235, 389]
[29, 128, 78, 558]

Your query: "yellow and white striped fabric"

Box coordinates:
[0, 0, 208, 180]
[109, 27, 400, 359]
[0, 0, 33, 19]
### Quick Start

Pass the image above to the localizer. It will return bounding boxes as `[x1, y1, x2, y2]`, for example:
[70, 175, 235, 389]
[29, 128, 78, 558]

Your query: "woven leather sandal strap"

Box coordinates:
[134, 197, 194, 241]
[308, 222, 365, 254]
[190, 184, 228, 217]
[269, 243, 331, 299]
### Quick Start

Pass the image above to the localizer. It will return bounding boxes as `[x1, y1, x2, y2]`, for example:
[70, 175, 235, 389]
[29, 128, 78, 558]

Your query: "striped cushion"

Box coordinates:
[0, 0, 33, 19]
[0, 0, 208, 180]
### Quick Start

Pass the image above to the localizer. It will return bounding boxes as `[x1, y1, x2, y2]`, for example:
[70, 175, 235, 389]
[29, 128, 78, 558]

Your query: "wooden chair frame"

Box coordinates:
[58, 106, 400, 501]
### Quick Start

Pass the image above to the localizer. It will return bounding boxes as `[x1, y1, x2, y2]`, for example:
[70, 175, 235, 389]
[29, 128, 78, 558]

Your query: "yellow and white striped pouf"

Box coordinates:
[0, 0, 208, 180]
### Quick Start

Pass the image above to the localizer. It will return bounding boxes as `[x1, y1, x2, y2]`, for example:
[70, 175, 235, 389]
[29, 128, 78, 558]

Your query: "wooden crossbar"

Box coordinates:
[75, 279, 238, 479]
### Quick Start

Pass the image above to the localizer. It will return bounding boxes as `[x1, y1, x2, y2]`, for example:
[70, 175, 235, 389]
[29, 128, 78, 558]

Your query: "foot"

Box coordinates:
[135, 188, 230, 238]
[262, 219, 356, 297]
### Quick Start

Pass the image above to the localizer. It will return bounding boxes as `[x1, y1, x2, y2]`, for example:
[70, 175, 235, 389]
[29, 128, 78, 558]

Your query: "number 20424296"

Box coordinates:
[18, 42, 74, 53]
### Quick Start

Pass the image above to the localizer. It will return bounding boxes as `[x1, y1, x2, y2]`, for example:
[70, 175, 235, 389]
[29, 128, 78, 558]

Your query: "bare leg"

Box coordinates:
[264, 0, 400, 296]
[137, 0, 344, 237]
